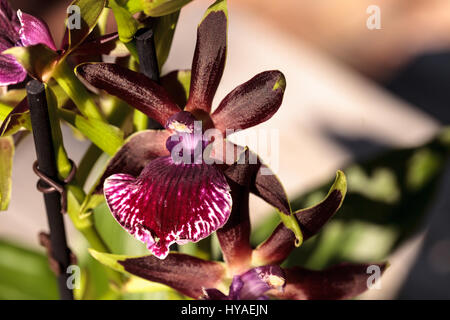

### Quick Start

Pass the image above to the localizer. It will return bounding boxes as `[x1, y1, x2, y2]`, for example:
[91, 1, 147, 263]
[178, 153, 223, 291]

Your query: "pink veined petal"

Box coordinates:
[0, 53, 27, 86]
[17, 11, 57, 51]
[104, 156, 232, 259]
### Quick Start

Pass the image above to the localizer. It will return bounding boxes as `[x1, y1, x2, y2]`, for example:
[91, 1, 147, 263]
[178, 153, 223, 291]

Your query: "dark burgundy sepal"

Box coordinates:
[271, 263, 387, 300]
[119, 253, 226, 299]
[76, 63, 181, 125]
[185, 10, 227, 114]
[212, 71, 286, 135]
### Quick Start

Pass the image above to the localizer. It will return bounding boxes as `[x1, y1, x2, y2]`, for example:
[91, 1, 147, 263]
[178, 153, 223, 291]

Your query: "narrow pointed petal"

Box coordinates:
[104, 156, 232, 259]
[253, 171, 347, 265]
[212, 71, 286, 134]
[93, 130, 170, 194]
[76, 63, 181, 125]
[271, 263, 387, 300]
[17, 11, 57, 51]
[185, 0, 227, 114]
[0, 54, 27, 86]
[90, 249, 226, 299]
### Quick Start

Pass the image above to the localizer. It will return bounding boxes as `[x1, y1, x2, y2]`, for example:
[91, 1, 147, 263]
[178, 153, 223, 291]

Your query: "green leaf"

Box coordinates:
[0, 102, 12, 123]
[88, 249, 132, 274]
[3, 44, 58, 83]
[0, 100, 31, 137]
[0, 240, 58, 299]
[65, 0, 106, 55]
[0, 136, 14, 211]
[52, 61, 104, 120]
[58, 109, 124, 156]
[124, 0, 191, 16]
[142, 0, 192, 17]
[109, 0, 140, 43]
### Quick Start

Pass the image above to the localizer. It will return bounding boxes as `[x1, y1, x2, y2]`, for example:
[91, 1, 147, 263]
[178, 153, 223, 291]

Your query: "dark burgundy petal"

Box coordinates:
[253, 171, 347, 265]
[104, 156, 232, 259]
[93, 130, 170, 194]
[76, 63, 181, 125]
[17, 11, 56, 51]
[185, 5, 227, 114]
[212, 71, 286, 134]
[118, 253, 226, 299]
[271, 263, 387, 300]
[0, 53, 27, 86]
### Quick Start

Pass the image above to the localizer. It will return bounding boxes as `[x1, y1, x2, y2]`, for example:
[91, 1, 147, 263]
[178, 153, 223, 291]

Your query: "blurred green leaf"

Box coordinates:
[0, 239, 58, 299]
[0, 137, 14, 211]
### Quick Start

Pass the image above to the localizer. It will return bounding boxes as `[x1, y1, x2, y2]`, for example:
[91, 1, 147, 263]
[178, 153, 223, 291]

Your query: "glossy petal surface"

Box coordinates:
[17, 11, 56, 51]
[118, 252, 226, 299]
[212, 71, 286, 135]
[77, 63, 181, 125]
[185, 3, 227, 114]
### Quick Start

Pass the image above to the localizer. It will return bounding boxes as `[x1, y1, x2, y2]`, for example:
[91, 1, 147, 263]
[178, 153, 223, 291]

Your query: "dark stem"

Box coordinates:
[136, 26, 163, 130]
[27, 80, 74, 300]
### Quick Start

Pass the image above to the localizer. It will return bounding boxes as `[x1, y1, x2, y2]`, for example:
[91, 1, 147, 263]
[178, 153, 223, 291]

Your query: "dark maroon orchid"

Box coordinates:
[91, 170, 387, 300]
[0, 0, 56, 85]
[76, 1, 296, 260]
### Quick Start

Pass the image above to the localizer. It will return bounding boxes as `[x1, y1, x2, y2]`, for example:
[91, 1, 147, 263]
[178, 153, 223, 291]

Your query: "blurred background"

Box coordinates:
[1, 0, 449, 299]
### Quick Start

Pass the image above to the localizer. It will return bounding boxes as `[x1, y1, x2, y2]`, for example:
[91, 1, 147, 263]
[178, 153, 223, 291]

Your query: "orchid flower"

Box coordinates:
[90, 170, 387, 300]
[76, 0, 302, 261]
[0, 0, 57, 86]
